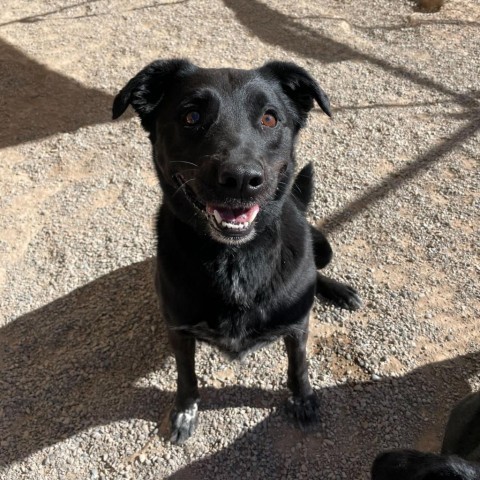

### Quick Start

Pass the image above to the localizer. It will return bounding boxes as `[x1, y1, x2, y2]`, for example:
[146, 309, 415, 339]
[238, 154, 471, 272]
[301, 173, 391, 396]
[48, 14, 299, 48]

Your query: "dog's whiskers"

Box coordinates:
[170, 160, 199, 168]
[172, 177, 196, 198]
[278, 180, 302, 205]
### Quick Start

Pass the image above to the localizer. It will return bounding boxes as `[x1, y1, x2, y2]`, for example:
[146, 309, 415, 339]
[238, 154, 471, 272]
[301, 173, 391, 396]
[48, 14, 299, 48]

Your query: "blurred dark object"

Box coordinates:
[417, 0, 445, 13]
[442, 392, 480, 462]
[372, 391, 480, 479]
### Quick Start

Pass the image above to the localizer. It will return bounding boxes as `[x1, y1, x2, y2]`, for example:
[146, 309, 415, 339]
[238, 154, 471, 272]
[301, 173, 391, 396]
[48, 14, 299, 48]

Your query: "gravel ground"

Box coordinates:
[1, 1, 479, 479]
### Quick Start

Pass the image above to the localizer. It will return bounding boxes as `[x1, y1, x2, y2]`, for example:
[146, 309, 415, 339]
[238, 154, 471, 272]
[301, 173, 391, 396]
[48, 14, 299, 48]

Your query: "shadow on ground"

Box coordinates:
[1, 1, 479, 475]
[222, 0, 477, 106]
[223, 0, 480, 234]
[0, 257, 478, 475]
[0, 259, 169, 466]
[320, 116, 479, 233]
[0, 38, 120, 149]
[167, 352, 479, 479]
[0, 0, 190, 26]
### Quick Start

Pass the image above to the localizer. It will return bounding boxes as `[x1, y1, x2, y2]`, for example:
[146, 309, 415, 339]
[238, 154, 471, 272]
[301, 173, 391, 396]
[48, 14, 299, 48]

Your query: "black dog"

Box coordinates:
[372, 392, 480, 479]
[372, 450, 480, 480]
[113, 59, 361, 444]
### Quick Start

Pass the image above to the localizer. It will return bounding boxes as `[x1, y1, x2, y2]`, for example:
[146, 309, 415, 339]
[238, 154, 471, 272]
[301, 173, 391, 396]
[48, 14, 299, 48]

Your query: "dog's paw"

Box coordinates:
[316, 275, 362, 311]
[331, 283, 362, 311]
[170, 403, 199, 445]
[286, 393, 320, 431]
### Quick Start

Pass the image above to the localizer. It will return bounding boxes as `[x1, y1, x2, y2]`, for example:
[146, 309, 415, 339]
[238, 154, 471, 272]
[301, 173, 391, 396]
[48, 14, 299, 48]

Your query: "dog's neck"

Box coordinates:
[158, 204, 284, 306]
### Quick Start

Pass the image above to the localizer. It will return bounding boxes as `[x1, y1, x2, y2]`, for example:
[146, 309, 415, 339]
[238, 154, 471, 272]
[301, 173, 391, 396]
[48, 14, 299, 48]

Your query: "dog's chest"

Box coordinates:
[169, 248, 290, 355]
[208, 248, 276, 307]
[158, 218, 315, 357]
[190, 248, 313, 353]
[176, 318, 277, 360]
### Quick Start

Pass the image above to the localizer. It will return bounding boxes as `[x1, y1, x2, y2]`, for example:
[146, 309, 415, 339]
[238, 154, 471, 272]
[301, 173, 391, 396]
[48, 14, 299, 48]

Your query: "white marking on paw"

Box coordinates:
[173, 403, 198, 428]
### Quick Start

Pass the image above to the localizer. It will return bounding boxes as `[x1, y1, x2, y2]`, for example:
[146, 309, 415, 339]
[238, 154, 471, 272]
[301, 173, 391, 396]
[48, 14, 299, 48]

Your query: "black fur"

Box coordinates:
[372, 392, 480, 480]
[372, 450, 480, 480]
[113, 59, 361, 444]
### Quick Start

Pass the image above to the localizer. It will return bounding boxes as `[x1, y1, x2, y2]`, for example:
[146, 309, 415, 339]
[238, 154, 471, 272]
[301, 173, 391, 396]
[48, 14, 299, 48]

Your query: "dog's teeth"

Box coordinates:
[214, 218, 251, 231]
[213, 210, 223, 225]
[209, 207, 257, 232]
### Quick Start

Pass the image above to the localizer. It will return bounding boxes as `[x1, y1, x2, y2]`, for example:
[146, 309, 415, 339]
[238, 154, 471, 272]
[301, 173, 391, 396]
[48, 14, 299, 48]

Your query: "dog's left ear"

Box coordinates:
[112, 59, 196, 133]
[259, 61, 332, 129]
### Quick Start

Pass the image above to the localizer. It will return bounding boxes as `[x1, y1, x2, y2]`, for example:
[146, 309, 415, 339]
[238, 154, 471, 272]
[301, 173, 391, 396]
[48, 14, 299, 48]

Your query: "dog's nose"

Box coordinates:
[217, 163, 264, 196]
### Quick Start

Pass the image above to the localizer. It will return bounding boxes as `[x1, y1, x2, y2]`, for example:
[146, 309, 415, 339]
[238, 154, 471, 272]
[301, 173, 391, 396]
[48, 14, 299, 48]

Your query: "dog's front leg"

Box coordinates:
[168, 329, 200, 444]
[284, 322, 319, 430]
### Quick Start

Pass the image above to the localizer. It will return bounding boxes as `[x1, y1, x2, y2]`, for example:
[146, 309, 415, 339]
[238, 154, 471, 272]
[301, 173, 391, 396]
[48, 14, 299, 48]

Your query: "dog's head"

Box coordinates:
[113, 59, 331, 244]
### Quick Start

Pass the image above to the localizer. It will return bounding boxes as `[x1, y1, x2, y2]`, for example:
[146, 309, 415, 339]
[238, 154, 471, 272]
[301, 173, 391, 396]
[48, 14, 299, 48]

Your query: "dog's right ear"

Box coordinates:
[112, 59, 196, 132]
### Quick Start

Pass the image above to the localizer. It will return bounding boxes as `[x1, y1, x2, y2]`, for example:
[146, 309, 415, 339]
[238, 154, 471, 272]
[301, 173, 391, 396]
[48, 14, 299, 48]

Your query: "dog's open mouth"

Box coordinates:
[206, 204, 259, 234]
[173, 173, 260, 239]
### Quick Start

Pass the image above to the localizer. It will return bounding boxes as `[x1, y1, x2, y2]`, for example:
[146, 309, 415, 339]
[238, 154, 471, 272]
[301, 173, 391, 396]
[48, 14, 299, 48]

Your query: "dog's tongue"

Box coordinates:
[207, 204, 260, 223]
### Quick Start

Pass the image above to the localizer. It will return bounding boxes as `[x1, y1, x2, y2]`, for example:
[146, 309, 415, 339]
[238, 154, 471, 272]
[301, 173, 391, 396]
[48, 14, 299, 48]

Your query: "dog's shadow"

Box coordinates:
[168, 352, 478, 479]
[0, 259, 171, 465]
[1, 260, 478, 478]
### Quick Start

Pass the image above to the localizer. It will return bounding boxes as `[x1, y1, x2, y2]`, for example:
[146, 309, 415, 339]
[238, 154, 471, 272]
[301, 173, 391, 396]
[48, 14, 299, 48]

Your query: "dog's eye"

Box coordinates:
[261, 112, 277, 128]
[184, 111, 201, 126]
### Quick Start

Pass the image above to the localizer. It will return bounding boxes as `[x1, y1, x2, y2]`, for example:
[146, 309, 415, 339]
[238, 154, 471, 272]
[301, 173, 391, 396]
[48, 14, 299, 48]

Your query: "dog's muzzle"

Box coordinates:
[206, 203, 259, 238]
[173, 173, 261, 243]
